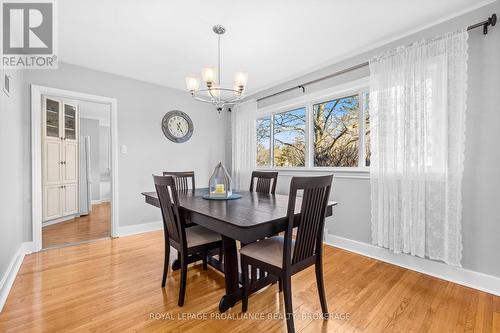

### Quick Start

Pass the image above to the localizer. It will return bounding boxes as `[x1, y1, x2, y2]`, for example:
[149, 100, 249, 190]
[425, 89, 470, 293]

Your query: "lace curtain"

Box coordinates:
[369, 30, 468, 266]
[231, 100, 257, 190]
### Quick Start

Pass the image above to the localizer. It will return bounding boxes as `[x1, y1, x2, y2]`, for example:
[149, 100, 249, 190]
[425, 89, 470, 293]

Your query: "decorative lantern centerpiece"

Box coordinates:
[209, 162, 232, 198]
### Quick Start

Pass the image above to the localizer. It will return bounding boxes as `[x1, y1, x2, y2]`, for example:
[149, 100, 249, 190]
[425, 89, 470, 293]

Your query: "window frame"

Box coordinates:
[256, 77, 370, 177]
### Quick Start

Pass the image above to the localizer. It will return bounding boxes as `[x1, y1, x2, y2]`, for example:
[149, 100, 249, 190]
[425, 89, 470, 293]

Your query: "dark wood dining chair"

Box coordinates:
[247, 171, 280, 245]
[153, 175, 222, 306]
[163, 171, 196, 227]
[162, 171, 225, 264]
[162, 171, 195, 192]
[249, 171, 278, 194]
[240, 175, 333, 333]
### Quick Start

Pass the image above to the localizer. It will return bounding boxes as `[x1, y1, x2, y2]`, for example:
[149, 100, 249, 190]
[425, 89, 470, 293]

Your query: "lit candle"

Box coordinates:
[215, 184, 225, 193]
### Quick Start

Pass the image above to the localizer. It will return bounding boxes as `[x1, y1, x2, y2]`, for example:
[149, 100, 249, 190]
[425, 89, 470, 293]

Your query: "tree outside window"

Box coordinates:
[273, 108, 306, 167]
[313, 95, 360, 167]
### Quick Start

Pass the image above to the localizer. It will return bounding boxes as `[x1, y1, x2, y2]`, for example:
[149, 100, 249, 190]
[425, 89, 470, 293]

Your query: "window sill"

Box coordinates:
[256, 167, 370, 179]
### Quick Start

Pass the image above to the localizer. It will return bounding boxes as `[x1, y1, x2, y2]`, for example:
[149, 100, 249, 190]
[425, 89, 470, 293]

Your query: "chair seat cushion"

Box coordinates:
[186, 225, 221, 248]
[239, 236, 295, 268]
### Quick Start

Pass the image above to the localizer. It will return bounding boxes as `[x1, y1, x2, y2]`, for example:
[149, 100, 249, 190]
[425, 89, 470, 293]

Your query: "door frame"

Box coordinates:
[31, 84, 119, 252]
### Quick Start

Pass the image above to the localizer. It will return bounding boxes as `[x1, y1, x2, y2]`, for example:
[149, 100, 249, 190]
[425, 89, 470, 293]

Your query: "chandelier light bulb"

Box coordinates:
[185, 76, 200, 92]
[202, 67, 217, 86]
[234, 72, 248, 88]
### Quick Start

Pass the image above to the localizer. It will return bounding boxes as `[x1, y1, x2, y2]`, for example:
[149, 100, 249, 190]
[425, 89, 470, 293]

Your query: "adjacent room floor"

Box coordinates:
[1, 230, 498, 332]
[42, 202, 111, 248]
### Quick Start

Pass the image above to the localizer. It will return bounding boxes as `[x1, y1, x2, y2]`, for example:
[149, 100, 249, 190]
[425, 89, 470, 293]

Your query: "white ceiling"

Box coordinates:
[59, 0, 490, 94]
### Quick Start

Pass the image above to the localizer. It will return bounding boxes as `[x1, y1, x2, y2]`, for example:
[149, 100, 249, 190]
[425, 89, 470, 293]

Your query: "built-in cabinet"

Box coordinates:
[42, 97, 79, 222]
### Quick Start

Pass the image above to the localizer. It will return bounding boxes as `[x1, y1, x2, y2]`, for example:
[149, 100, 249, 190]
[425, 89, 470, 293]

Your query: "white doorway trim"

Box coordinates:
[31, 84, 119, 252]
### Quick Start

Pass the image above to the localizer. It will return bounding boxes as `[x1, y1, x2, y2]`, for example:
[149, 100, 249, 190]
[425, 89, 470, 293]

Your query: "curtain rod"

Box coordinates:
[257, 13, 497, 102]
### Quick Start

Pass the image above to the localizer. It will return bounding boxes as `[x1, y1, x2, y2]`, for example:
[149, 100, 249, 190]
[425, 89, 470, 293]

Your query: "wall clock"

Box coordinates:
[161, 110, 194, 143]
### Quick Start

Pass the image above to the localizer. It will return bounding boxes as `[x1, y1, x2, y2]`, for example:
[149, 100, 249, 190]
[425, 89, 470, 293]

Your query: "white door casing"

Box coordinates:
[32, 85, 119, 252]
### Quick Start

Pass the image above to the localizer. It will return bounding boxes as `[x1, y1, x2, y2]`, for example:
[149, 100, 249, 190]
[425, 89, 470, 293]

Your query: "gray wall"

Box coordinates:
[248, 1, 500, 278]
[20, 62, 229, 240]
[80, 118, 101, 201]
[99, 125, 111, 181]
[0, 70, 25, 284]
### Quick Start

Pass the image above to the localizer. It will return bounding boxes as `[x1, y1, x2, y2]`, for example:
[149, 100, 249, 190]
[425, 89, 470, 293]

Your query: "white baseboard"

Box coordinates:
[91, 199, 111, 205]
[324, 234, 500, 296]
[117, 221, 162, 237]
[0, 242, 34, 312]
[22, 242, 34, 255]
[116, 222, 179, 261]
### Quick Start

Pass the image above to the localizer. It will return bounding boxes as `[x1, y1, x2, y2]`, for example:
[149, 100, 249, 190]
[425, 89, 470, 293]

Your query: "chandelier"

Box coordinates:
[185, 25, 248, 113]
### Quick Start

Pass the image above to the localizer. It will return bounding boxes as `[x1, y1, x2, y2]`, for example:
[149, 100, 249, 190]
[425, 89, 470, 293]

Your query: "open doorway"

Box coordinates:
[41, 98, 112, 248]
[31, 85, 118, 252]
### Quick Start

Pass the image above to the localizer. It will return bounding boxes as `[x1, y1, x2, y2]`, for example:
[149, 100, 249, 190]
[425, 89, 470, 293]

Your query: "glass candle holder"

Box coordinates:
[209, 162, 232, 198]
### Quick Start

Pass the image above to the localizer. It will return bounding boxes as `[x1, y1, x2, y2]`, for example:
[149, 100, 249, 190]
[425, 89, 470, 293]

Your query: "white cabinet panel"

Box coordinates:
[43, 98, 61, 139]
[63, 103, 78, 142]
[42, 96, 79, 222]
[63, 142, 78, 183]
[63, 184, 79, 215]
[43, 139, 62, 185]
[43, 185, 63, 220]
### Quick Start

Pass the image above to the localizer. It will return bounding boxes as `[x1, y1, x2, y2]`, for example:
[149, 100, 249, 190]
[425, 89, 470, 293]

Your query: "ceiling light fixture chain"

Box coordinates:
[215, 25, 223, 86]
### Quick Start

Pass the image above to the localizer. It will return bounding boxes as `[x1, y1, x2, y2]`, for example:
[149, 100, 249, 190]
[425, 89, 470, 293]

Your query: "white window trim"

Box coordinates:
[256, 77, 370, 178]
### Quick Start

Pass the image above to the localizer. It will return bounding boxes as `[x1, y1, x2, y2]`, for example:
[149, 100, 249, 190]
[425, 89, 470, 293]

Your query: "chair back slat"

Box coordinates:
[283, 175, 333, 267]
[163, 171, 195, 192]
[250, 171, 278, 194]
[256, 178, 271, 193]
[153, 175, 186, 246]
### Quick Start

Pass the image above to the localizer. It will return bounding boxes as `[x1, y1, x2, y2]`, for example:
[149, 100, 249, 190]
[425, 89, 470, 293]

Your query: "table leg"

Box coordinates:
[218, 236, 240, 312]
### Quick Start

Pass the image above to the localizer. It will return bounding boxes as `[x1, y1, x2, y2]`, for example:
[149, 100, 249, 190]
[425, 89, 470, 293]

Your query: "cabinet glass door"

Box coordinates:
[64, 104, 77, 140]
[45, 99, 60, 138]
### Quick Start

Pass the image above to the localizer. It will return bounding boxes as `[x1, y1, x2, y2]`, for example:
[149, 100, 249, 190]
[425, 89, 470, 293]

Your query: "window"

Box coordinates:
[313, 95, 360, 167]
[273, 108, 306, 167]
[256, 85, 369, 170]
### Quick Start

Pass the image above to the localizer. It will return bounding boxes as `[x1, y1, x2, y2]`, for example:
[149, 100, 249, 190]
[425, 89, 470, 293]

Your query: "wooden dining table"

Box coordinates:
[141, 188, 337, 312]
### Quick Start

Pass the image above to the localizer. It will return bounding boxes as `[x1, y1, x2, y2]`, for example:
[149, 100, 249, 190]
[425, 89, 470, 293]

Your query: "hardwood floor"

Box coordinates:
[42, 202, 111, 248]
[1, 230, 499, 332]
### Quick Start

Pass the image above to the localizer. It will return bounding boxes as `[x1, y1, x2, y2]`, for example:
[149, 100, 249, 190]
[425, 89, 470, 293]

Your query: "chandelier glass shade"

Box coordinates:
[185, 25, 247, 112]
